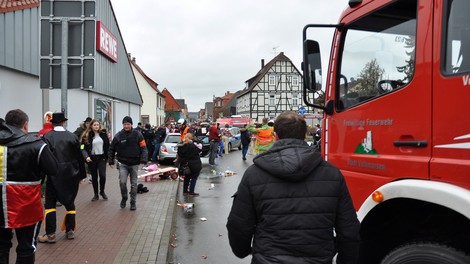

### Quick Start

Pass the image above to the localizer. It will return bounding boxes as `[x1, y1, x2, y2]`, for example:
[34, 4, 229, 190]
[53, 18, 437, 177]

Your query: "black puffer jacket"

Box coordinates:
[177, 140, 202, 174]
[227, 138, 360, 264]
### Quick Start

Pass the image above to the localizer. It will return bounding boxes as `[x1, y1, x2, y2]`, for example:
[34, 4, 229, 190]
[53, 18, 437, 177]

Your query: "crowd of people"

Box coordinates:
[0, 108, 340, 263]
[0, 109, 153, 263]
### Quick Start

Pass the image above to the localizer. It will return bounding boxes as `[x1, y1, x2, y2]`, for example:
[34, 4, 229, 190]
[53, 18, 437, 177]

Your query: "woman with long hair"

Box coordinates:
[80, 119, 110, 201]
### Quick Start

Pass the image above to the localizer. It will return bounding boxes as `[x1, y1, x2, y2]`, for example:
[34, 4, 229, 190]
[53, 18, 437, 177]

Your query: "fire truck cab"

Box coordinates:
[303, 0, 470, 263]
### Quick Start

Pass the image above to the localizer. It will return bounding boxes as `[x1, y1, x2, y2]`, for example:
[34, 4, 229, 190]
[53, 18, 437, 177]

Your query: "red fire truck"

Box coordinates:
[216, 115, 253, 127]
[302, 0, 470, 263]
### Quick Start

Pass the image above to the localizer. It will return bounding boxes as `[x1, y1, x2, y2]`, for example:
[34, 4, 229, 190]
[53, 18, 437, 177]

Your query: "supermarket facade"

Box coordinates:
[0, 0, 141, 135]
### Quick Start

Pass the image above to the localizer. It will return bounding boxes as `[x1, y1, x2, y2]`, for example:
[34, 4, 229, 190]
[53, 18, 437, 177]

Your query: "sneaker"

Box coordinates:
[100, 191, 108, 200]
[38, 233, 56, 243]
[91, 195, 99, 201]
[66, 230, 75, 240]
[120, 198, 127, 208]
[130, 203, 136, 211]
[188, 192, 199, 196]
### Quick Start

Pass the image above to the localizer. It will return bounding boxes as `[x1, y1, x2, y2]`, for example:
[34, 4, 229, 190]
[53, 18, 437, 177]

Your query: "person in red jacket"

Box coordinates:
[0, 109, 58, 263]
[207, 122, 220, 166]
[38, 111, 54, 138]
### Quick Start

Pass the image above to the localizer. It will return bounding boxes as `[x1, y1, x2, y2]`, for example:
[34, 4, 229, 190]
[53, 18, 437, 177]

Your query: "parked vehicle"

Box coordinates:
[158, 133, 180, 162]
[216, 115, 253, 128]
[302, 0, 470, 263]
[227, 127, 241, 151]
[197, 136, 211, 157]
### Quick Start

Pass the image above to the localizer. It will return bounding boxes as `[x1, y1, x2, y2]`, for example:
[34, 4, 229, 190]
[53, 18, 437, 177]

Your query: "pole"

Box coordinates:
[61, 18, 69, 115]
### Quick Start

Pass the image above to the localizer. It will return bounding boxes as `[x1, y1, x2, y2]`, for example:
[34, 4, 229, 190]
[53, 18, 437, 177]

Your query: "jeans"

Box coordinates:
[183, 170, 200, 193]
[152, 142, 161, 162]
[242, 144, 249, 158]
[209, 140, 219, 165]
[218, 140, 224, 156]
[118, 163, 138, 204]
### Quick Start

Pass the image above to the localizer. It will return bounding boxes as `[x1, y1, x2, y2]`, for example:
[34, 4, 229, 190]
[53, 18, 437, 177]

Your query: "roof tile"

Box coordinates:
[0, 0, 40, 13]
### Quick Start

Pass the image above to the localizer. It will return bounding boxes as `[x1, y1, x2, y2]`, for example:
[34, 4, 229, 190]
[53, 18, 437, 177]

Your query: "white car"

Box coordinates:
[227, 127, 242, 151]
[158, 133, 181, 162]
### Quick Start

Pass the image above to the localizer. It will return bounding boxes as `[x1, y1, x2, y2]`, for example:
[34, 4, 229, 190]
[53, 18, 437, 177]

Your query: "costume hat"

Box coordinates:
[50, 112, 68, 124]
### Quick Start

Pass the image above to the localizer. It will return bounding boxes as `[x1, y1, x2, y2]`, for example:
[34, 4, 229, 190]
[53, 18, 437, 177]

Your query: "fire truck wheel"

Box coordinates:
[381, 242, 470, 264]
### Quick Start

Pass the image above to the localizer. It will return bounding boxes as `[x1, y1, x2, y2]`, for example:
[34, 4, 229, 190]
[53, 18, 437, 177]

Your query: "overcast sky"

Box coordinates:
[110, 0, 349, 112]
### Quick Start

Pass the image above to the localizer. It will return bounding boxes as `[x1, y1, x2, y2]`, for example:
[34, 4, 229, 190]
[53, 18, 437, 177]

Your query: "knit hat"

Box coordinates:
[122, 116, 133, 125]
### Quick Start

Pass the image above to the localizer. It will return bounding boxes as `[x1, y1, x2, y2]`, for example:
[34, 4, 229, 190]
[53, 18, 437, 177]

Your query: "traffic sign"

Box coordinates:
[298, 106, 306, 115]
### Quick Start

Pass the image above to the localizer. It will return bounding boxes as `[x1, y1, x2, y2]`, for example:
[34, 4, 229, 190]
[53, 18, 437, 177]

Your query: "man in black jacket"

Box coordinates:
[227, 111, 360, 264]
[108, 116, 147, 211]
[39, 112, 86, 243]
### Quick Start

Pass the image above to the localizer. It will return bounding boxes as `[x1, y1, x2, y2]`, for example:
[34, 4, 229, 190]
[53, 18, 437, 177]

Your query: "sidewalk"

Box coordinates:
[11, 165, 179, 264]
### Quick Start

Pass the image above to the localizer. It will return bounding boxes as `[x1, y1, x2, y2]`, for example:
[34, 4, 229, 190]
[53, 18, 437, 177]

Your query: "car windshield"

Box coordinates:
[165, 135, 181, 143]
[230, 127, 240, 135]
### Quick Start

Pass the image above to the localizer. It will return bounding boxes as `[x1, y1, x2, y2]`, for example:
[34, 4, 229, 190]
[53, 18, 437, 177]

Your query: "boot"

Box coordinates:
[100, 191, 108, 200]
[91, 194, 99, 201]
[120, 197, 127, 208]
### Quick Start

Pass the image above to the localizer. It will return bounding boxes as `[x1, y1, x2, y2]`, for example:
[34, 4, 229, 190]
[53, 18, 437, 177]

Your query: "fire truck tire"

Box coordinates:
[381, 242, 470, 264]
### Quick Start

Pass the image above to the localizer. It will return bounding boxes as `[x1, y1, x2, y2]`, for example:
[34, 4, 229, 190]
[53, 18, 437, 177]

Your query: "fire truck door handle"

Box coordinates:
[393, 140, 428, 147]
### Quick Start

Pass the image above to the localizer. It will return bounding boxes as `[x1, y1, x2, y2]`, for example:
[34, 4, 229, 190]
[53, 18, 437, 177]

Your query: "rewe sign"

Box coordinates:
[96, 21, 118, 62]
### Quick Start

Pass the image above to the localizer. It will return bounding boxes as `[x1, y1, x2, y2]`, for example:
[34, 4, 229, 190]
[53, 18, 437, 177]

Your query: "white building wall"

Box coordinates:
[129, 104, 141, 126]
[132, 64, 157, 126]
[156, 94, 166, 126]
[46, 89, 89, 131]
[0, 67, 42, 131]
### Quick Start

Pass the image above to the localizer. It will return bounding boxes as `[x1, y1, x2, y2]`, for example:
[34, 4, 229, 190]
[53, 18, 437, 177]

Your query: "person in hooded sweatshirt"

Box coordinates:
[0, 109, 58, 263]
[226, 111, 360, 264]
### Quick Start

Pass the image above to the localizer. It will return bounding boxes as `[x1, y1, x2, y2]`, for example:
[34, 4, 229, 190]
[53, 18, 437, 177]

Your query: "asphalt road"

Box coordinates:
[169, 148, 253, 264]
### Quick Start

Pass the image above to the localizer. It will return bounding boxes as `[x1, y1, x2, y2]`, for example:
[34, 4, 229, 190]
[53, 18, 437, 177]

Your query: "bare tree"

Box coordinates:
[353, 59, 385, 96]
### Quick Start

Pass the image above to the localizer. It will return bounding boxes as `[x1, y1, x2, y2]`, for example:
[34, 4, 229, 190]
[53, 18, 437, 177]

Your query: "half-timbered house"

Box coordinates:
[236, 52, 316, 121]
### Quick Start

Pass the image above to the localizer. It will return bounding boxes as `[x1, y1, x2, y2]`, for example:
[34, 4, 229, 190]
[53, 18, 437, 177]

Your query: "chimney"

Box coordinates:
[261, 59, 265, 69]
[132, 57, 136, 63]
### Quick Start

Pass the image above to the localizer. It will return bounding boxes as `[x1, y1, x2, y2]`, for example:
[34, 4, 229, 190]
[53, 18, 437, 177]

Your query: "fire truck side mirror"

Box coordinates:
[303, 40, 322, 92]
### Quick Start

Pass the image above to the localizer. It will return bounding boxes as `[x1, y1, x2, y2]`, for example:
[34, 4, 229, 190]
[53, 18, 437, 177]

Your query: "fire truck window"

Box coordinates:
[443, 0, 470, 74]
[337, 0, 417, 111]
